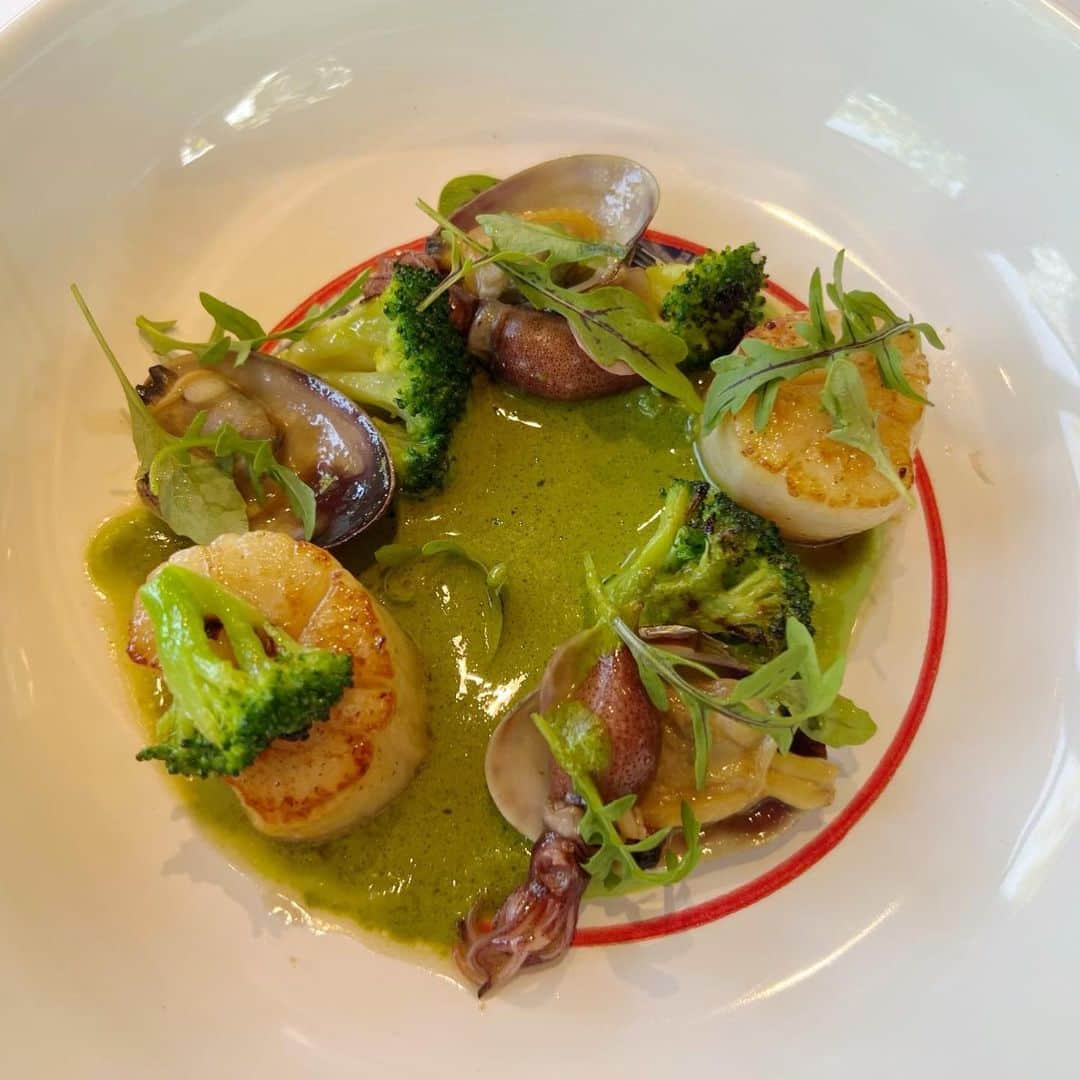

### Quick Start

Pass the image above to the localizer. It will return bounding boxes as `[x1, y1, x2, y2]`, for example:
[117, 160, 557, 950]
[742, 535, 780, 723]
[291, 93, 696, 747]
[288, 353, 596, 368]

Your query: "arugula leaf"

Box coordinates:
[373, 542, 422, 569]
[611, 618, 722, 787]
[804, 694, 876, 746]
[211, 425, 317, 538]
[704, 344, 818, 430]
[285, 269, 373, 338]
[135, 268, 371, 365]
[416, 198, 702, 414]
[155, 456, 249, 544]
[421, 539, 508, 590]
[199, 337, 231, 367]
[267, 465, 318, 540]
[374, 539, 508, 661]
[475, 212, 625, 269]
[753, 379, 781, 430]
[805, 266, 834, 347]
[542, 700, 611, 776]
[437, 173, 499, 216]
[135, 316, 217, 361]
[211, 426, 315, 534]
[71, 286, 173, 471]
[722, 645, 808, 706]
[533, 711, 701, 893]
[198, 292, 265, 341]
[148, 417, 318, 539]
[612, 615, 875, 760]
[415, 249, 513, 313]
[820, 357, 912, 503]
[133, 320, 208, 361]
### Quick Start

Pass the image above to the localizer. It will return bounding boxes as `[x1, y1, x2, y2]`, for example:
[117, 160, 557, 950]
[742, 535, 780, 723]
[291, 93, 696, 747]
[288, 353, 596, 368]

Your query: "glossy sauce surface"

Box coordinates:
[88, 375, 880, 951]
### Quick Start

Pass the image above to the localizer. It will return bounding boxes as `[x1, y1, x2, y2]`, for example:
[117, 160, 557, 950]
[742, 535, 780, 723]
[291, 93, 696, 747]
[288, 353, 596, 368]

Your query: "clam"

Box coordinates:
[484, 627, 751, 842]
[629, 235, 697, 269]
[137, 351, 394, 547]
[441, 154, 660, 295]
[485, 627, 839, 843]
[442, 156, 664, 399]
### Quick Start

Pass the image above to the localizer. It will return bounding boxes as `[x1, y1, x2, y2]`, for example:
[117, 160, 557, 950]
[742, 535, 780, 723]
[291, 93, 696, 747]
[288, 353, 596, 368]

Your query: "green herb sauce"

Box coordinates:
[86, 376, 882, 953]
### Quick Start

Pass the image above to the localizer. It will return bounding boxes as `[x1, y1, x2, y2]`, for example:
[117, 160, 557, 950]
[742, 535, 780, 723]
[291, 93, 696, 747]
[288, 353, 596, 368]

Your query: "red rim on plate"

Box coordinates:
[273, 231, 949, 947]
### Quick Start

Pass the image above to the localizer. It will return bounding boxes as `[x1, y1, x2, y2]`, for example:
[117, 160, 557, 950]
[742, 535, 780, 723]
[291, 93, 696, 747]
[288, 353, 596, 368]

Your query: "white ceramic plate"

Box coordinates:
[2, 1, 1078, 1076]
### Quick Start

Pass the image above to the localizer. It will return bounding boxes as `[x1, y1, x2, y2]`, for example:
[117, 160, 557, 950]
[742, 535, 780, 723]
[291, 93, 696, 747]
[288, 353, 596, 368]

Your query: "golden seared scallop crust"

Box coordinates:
[699, 312, 929, 542]
[129, 531, 429, 843]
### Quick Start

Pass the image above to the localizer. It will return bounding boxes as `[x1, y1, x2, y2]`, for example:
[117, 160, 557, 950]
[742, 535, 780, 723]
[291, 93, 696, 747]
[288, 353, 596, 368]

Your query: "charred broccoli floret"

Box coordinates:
[284, 263, 473, 494]
[598, 480, 811, 658]
[646, 244, 768, 367]
[135, 565, 352, 778]
[643, 481, 811, 654]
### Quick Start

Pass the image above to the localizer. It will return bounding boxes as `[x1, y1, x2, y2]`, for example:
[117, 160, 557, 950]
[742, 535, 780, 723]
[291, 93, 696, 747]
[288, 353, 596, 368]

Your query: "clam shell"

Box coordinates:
[448, 154, 659, 290]
[484, 626, 751, 840]
[138, 351, 394, 548]
[484, 690, 549, 841]
[451, 154, 659, 248]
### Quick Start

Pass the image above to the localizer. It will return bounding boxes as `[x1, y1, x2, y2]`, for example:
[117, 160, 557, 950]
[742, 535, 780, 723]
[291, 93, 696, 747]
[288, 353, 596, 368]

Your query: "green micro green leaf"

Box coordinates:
[807, 266, 834, 347]
[199, 291, 265, 341]
[609, 615, 875, 756]
[803, 694, 877, 746]
[753, 379, 781, 431]
[475, 212, 626, 269]
[148, 419, 318, 540]
[199, 337, 231, 366]
[436, 173, 499, 217]
[134, 315, 210, 358]
[154, 456, 250, 544]
[265, 460, 317, 540]
[913, 321, 945, 350]
[820, 356, 912, 504]
[374, 543, 421, 568]
[80, 280, 331, 545]
[702, 346, 818, 427]
[135, 268, 371, 366]
[284, 268, 372, 338]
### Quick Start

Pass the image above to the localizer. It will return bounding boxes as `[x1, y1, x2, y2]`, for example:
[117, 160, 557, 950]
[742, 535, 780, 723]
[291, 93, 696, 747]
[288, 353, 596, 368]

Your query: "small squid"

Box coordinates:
[454, 646, 660, 996]
[467, 300, 643, 401]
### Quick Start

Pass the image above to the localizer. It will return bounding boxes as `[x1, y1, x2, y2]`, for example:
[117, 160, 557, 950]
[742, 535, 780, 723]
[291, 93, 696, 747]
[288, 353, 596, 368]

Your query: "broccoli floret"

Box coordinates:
[648, 244, 768, 367]
[284, 263, 473, 494]
[595, 481, 696, 623]
[135, 565, 352, 778]
[597, 480, 811, 658]
[642, 482, 811, 655]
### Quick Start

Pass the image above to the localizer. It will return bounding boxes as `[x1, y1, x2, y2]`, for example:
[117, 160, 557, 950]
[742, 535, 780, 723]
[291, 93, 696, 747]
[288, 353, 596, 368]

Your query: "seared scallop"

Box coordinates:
[129, 531, 428, 842]
[698, 311, 929, 542]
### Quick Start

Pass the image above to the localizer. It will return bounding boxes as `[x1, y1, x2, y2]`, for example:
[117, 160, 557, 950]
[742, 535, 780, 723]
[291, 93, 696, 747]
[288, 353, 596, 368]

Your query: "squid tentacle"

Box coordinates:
[454, 829, 588, 998]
